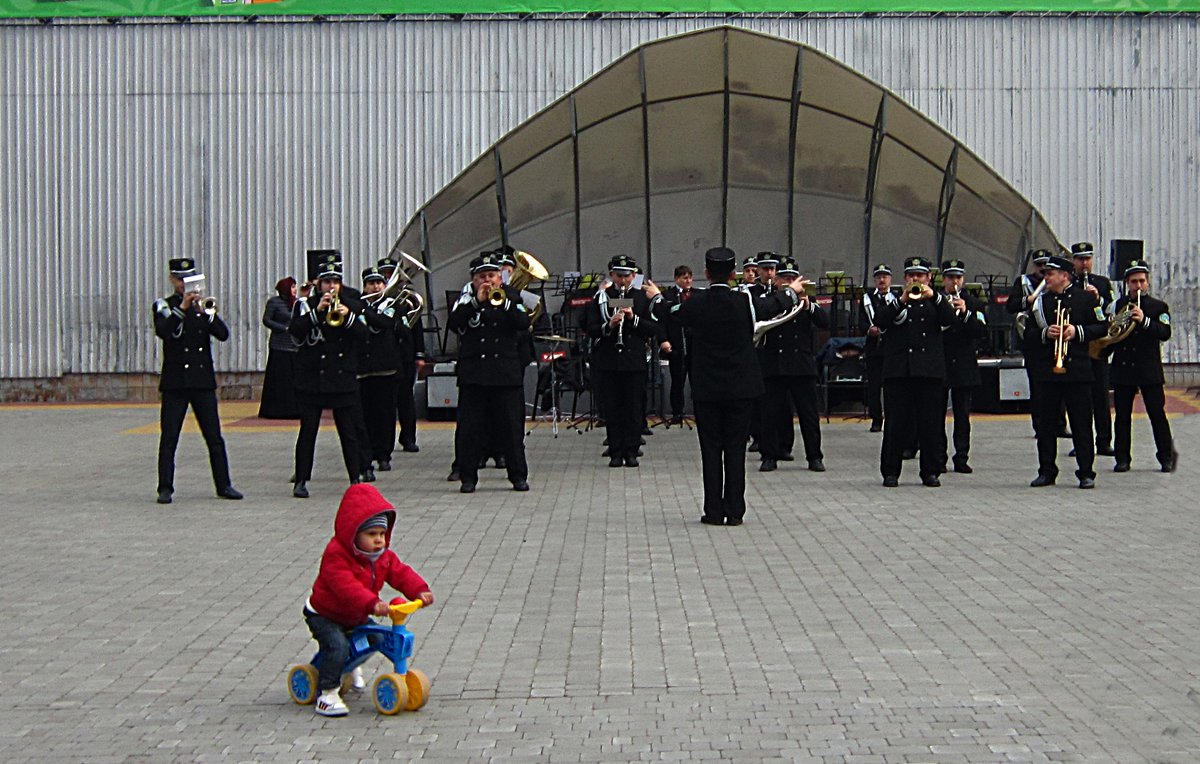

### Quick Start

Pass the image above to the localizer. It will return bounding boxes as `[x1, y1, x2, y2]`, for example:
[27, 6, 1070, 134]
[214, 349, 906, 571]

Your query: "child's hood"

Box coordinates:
[333, 484, 396, 554]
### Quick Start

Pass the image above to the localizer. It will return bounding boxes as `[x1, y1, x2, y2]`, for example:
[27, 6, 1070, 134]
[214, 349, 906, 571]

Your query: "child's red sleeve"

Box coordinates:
[322, 552, 382, 620]
[383, 553, 430, 600]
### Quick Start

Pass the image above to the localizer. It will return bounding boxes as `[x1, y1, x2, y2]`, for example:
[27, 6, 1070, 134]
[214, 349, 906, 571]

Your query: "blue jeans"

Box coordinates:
[303, 608, 385, 691]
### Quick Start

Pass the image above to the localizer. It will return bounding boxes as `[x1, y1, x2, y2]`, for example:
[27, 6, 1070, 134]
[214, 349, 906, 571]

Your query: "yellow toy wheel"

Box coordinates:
[287, 664, 318, 705]
[404, 668, 431, 711]
[372, 672, 409, 715]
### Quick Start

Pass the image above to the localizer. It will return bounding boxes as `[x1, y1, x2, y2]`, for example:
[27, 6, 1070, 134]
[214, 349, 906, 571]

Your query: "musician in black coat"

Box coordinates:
[376, 256, 427, 455]
[860, 264, 893, 432]
[1070, 242, 1117, 456]
[448, 253, 531, 493]
[742, 252, 778, 452]
[757, 256, 828, 473]
[354, 267, 402, 478]
[1109, 260, 1177, 473]
[939, 260, 987, 474]
[1022, 255, 1107, 488]
[152, 258, 242, 505]
[289, 255, 368, 498]
[872, 257, 958, 487]
[1007, 250, 1052, 435]
[656, 265, 697, 423]
[671, 247, 798, 526]
[584, 255, 663, 468]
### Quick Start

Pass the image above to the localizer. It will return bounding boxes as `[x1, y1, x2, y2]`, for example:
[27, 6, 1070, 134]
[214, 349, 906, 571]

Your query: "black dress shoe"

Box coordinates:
[376, 459, 392, 472]
[156, 490, 173, 505]
[636, 449, 644, 457]
[1161, 451, 1178, 473]
[921, 475, 941, 487]
[460, 483, 476, 494]
[1096, 446, 1116, 457]
[447, 469, 460, 482]
[748, 440, 760, 453]
[807, 459, 825, 472]
[642, 426, 652, 436]
[602, 447, 611, 457]
[1029, 475, 1055, 487]
[699, 516, 724, 526]
[779, 453, 795, 462]
[511, 480, 530, 492]
[759, 459, 777, 472]
[1078, 477, 1095, 489]
[217, 486, 243, 500]
[725, 518, 743, 527]
[623, 455, 639, 468]
[869, 423, 883, 433]
[293, 481, 309, 498]
[609, 456, 623, 468]
[882, 476, 898, 487]
[402, 443, 420, 453]
[1056, 429, 1072, 439]
[360, 468, 376, 483]
[1113, 462, 1131, 473]
[953, 462, 973, 474]
[493, 457, 507, 469]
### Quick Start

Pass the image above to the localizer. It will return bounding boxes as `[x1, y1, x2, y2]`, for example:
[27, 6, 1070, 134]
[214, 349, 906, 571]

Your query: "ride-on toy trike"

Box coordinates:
[287, 599, 430, 714]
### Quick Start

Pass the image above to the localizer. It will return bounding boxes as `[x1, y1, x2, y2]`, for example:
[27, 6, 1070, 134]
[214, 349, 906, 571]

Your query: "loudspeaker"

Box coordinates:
[1110, 239, 1144, 281]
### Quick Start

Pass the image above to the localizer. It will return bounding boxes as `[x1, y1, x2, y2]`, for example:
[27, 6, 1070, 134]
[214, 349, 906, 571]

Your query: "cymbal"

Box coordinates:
[536, 334, 576, 344]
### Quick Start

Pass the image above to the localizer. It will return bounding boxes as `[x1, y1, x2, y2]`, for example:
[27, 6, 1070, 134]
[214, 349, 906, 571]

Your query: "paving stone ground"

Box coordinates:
[0, 401, 1197, 763]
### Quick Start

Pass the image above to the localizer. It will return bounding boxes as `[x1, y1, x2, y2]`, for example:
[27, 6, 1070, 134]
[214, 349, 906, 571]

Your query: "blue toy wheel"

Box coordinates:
[372, 672, 409, 715]
[288, 664, 318, 705]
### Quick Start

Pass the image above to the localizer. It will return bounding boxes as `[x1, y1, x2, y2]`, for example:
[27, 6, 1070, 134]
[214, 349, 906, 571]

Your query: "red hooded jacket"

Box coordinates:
[308, 484, 429, 628]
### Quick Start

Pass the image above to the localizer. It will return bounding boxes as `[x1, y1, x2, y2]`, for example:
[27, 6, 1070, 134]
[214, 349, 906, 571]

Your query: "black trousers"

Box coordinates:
[941, 386, 975, 466]
[454, 385, 528, 486]
[1033, 380, 1095, 480]
[865, 357, 884, 427]
[761, 375, 822, 462]
[294, 393, 361, 483]
[1114, 383, 1175, 467]
[359, 374, 397, 464]
[595, 369, 644, 458]
[157, 388, 232, 494]
[666, 352, 691, 418]
[881, 377, 947, 480]
[1089, 358, 1112, 449]
[395, 358, 418, 448]
[694, 398, 753, 522]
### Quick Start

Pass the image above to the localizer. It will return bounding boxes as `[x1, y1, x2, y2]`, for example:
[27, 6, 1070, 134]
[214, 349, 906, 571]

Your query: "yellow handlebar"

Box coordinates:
[388, 599, 424, 625]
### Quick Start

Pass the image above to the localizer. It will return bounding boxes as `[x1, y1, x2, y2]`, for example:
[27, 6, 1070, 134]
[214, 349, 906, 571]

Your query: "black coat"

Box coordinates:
[153, 293, 230, 392]
[758, 299, 829, 378]
[861, 289, 891, 360]
[654, 285, 697, 356]
[288, 291, 368, 395]
[262, 295, 297, 353]
[1109, 294, 1171, 387]
[1072, 272, 1115, 313]
[357, 300, 402, 375]
[448, 285, 530, 387]
[1021, 284, 1106, 383]
[1005, 273, 1043, 315]
[585, 286, 662, 373]
[942, 292, 987, 388]
[671, 284, 795, 402]
[873, 292, 958, 380]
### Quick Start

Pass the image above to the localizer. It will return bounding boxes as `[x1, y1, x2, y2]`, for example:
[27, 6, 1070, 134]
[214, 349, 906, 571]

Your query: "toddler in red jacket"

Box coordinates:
[304, 484, 434, 716]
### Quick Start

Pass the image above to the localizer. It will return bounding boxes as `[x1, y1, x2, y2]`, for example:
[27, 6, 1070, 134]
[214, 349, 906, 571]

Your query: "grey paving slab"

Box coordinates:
[0, 403, 1197, 763]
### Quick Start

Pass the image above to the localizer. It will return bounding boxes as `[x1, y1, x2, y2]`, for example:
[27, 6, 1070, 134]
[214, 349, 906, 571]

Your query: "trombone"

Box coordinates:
[1052, 303, 1070, 375]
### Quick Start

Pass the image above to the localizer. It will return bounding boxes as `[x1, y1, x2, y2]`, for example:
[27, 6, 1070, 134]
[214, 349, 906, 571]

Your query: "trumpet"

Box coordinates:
[325, 284, 346, 327]
[907, 282, 926, 299]
[1052, 302, 1070, 375]
[487, 286, 507, 307]
[200, 295, 219, 316]
[183, 273, 218, 315]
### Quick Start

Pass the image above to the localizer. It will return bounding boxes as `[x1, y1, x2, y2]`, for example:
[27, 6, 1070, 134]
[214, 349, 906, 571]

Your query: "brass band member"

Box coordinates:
[939, 259, 987, 474]
[289, 252, 367, 499]
[1110, 260, 1177, 473]
[448, 253, 531, 493]
[377, 256, 426, 456]
[758, 256, 828, 473]
[1007, 249, 1052, 435]
[861, 264, 893, 433]
[1071, 241, 1117, 456]
[585, 255, 662, 468]
[355, 267, 401, 478]
[152, 258, 242, 505]
[873, 257, 957, 487]
[657, 264, 697, 424]
[745, 251, 779, 453]
[739, 255, 759, 290]
[1024, 255, 1106, 488]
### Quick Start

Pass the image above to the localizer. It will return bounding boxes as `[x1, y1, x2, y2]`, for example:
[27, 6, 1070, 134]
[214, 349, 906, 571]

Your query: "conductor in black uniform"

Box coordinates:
[939, 260, 987, 474]
[448, 253, 531, 493]
[670, 247, 798, 526]
[289, 252, 368, 498]
[873, 257, 957, 488]
[861, 264, 893, 433]
[1110, 260, 1177, 473]
[1023, 255, 1106, 488]
[152, 258, 243, 505]
[1070, 242, 1117, 456]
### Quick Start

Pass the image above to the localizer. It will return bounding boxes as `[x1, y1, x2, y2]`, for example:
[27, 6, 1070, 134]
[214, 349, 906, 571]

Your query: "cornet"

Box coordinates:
[1052, 302, 1070, 375]
[324, 284, 346, 327]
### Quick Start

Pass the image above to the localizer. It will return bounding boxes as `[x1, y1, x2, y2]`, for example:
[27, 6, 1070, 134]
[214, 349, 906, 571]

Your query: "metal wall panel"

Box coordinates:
[1, 16, 1197, 376]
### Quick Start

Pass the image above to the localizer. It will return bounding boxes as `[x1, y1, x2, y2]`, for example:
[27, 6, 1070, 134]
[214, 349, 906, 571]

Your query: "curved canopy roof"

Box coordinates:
[392, 26, 1059, 314]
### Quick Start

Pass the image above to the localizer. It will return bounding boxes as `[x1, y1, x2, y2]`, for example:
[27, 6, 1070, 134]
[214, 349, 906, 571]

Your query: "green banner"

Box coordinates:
[3, 0, 1198, 17]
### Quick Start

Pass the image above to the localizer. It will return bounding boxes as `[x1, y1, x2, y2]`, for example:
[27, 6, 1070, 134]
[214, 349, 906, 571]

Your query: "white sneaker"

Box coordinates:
[348, 666, 366, 692]
[315, 689, 349, 717]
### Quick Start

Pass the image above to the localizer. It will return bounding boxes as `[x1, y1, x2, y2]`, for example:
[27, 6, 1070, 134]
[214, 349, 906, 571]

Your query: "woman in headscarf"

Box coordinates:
[258, 276, 300, 419]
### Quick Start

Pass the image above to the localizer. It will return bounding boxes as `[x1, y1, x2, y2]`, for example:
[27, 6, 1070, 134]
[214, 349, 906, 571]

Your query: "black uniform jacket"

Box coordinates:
[1005, 273, 1043, 316]
[1021, 284, 1106, 383]
[357, 300, 402, 375]
[654, 285, 696, 356]
[861, 289, 891, 360]
[758, 299, 829, 378]
[671, 284, 796, 402]
[942, 292, 987, 388]
[1109, 294, 1171, 387]
[1072, 272, 1115, 313]
[153, 293, 230, 392]
[288, 291, 368, 395]
[585, 286, 662, 373]
[399, 315, 427, 364]
[448, 285, 530, 387]
[873, 292, 958, 380]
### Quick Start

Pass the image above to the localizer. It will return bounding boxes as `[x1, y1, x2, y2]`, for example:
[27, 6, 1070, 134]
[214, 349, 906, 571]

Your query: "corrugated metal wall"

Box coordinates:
[2, 16, 1197, 377]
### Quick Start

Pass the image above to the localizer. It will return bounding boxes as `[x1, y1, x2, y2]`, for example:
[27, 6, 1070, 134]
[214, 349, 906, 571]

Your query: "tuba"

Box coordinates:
[507, 251, 549, 323]
[752, 278, 814, 346]
[367, 251, 430, 328]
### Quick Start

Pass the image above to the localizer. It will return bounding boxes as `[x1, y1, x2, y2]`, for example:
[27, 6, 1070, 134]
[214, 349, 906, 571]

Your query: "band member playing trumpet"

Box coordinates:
[448, 253, 531, 493]
[586, 255, 662, 468]
[939, 260, 986, 474]
[1071, 242, 1117, 456]
[873, 257, 957, 488]
[757, 257, 828, 473]
[1110, 260, 1177, 473]
[151, 258, 242, 504]
[861, 264, 893, 432]
[1023, 255, 1106, 488]
[289, 252, 367, 498]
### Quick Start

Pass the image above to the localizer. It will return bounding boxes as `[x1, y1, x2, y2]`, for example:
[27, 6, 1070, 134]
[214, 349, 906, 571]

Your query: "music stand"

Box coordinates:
[530, 334, 575, 437]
